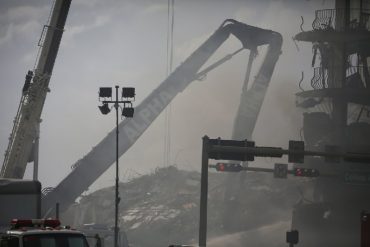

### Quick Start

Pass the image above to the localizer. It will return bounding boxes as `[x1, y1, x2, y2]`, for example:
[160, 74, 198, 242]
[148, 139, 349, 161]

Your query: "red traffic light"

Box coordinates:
[295, 168, 303, 176]
[294, 168, 319, 177]
[215, 163, 243, 172]
[217, 163, 225, 171]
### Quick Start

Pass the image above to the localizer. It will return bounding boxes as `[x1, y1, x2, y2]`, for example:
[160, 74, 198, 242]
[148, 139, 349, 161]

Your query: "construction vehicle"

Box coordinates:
[0, 219, 89, 247]
[0, 0, 71, 179]
[42, 19, 282, 215]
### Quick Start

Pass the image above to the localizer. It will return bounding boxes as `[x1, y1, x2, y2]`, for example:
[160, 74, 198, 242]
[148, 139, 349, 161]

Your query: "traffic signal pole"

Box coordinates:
[209, 163, 321, 178]
[207, 140, 370, 164]
[198, 136, 370, 247]
[199, 137, 209, 247]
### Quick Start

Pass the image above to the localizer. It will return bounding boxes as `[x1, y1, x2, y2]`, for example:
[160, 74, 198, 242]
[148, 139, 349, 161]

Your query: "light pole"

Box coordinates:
[98, 85, 135, 247]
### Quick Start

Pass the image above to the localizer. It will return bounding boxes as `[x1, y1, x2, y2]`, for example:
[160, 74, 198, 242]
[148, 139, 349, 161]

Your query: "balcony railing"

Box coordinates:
[312, 8, 370, 31]
[311, 66, 370, 90]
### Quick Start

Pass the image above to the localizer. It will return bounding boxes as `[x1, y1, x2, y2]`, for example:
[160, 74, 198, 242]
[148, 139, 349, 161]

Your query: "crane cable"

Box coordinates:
[164, 0, 174, 167]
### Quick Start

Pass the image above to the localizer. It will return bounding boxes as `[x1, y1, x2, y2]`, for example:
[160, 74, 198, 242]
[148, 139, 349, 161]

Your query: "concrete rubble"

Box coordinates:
[63, 166, 301, 247]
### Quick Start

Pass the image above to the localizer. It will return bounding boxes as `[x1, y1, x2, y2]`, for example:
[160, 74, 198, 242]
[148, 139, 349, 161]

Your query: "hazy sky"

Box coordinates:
[0, 0, 334, 192]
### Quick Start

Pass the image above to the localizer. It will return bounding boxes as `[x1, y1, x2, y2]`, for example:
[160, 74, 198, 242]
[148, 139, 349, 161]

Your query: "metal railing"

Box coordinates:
[311, 66, 369, 90]
[313, 8, 370, 31]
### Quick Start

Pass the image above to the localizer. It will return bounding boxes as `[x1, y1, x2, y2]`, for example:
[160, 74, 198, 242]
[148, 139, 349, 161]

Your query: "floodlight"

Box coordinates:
[99, 87, 112, 98]
[122, 87, 135, 98]
[122, 107, 134, 118]
[99, 103, 111, 115]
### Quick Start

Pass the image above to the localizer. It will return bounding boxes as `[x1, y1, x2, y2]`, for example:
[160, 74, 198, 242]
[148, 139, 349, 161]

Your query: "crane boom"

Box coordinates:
[42, 19, 282, 214]
[1, 0, 71, 178]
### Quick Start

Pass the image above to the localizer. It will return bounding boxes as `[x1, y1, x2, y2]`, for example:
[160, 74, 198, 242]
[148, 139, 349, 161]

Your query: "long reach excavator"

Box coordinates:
[42, 19, 282, 215]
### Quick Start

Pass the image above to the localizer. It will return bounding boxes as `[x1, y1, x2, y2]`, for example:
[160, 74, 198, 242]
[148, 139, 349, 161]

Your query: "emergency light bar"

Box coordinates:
[11, 219, 61, 229]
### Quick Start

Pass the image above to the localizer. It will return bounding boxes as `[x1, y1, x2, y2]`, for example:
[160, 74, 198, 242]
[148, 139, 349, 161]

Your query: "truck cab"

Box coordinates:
[0, 219, 89, 247]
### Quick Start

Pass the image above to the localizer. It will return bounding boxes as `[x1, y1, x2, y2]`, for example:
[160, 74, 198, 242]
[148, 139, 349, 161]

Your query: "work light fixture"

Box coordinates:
[99, 87, 112, 98]
[122, 87, 135, 99]
[98, 103, 111, 115]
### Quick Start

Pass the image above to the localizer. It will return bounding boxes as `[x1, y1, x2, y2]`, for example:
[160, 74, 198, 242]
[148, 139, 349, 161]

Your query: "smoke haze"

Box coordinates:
[0, 0, 333, 191]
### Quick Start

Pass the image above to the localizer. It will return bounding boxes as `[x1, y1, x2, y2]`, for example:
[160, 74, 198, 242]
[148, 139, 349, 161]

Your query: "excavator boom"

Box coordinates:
[232, 26, 282, 140]
[42, 19, 282, 214]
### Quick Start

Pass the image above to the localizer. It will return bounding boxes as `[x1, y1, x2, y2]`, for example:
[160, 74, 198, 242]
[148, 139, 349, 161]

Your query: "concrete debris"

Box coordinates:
[63, 166, 301, 247]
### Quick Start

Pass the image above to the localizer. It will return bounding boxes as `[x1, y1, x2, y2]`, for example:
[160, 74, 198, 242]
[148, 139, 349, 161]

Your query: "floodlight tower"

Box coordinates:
[98, 85, 135, 247]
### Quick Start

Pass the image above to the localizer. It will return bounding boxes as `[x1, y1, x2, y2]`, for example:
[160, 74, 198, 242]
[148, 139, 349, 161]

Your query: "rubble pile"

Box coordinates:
[64, 166, 300, 247]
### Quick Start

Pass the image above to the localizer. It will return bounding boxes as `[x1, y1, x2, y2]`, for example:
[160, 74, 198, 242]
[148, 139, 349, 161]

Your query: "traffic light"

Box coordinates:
[288, 140, 304, 163]
[208, 139, 255, 161]
[274, 163, 288, 178]
[215, 163, 243, 172]
[286, 230, 299, 245]
[294, 167, 319, 177]
[361, 211, 370, 247]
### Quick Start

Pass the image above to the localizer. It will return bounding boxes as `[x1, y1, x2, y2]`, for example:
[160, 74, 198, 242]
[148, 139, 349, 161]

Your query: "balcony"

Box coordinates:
[312, 9, 370, 31]
[311, 66, 370, 90]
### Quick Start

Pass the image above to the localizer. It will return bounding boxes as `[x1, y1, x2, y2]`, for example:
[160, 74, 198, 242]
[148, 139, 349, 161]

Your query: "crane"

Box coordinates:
[0, 0, 72, 179]
[42, 19, 282, 215]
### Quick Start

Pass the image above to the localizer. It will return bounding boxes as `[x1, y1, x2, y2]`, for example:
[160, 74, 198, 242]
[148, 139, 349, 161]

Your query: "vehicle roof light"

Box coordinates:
[11, 219, 33, 228]
[44, 219, 61, 228]
[10, 219, 61, 229]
